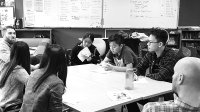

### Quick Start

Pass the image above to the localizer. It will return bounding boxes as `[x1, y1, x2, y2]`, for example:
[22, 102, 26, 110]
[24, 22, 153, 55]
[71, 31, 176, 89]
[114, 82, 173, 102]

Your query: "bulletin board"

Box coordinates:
[0, 6, 14, 28]
[23, 0, 179, 29]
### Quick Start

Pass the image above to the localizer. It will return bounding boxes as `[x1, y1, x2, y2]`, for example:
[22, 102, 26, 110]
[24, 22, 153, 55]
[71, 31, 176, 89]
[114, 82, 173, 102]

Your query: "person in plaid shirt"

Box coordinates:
[136, 28, 181, 82]
[142, 57, 200, 112]
[127, 28, 182, 112]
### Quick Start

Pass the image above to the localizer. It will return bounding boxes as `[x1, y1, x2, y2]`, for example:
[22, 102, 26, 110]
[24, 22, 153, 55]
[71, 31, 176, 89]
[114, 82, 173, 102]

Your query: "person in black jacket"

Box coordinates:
[71, 33, 100, 65]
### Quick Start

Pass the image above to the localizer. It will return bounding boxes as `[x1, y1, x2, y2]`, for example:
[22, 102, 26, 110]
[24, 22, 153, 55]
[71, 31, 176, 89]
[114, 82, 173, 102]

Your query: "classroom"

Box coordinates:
[0, 0, 200, 112]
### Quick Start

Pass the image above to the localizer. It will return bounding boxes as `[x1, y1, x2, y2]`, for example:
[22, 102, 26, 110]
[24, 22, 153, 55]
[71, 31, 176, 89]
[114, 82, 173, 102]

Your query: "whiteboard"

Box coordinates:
[23, 0, 179, 28]
[23, 0, 102, 28]
[103, 0, 180, 29]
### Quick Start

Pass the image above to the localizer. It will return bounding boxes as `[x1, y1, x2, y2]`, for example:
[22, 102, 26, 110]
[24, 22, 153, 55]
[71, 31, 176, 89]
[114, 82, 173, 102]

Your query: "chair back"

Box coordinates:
[93, 38, 106, 57]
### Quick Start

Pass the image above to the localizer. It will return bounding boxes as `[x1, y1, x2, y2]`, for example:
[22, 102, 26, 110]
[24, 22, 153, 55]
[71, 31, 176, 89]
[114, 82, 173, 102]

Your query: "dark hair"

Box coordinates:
[82, 33, 95, 42]
[117, 30, 129, 38]
[0, 41, 30, 88]
[1, 26, 15, 37]
[108, 34, 124, 45]
[33, 44, 67, 92]
[150, 28, 169, 45]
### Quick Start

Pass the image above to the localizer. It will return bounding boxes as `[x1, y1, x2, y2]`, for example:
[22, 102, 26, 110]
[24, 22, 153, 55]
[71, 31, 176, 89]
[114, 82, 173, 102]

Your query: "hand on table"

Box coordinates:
[103, 63, 114, 71]
[99, 61, 114, 71]
[133, 73, 138, 81]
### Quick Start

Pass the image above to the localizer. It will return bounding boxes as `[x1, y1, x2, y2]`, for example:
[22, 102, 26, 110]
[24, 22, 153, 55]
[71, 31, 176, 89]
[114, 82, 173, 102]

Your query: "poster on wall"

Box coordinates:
[0, 7, 14, 28]
[5, 0, 15, 6]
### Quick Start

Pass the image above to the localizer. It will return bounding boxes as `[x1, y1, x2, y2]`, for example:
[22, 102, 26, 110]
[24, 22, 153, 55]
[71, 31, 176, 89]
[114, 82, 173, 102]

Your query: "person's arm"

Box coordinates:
[102, 57, 111, 63]
[49, 83, 65, 112]
[136, 53, 151, 76]
[145, 54, 177, 82]
[70, 44, 82, 65]
[90, 46, 101, 64]
[0, 47, 10, 64]
[111, 63, 132, 72]
[142, 100, 176, 112]
[100, 50, 113, 64]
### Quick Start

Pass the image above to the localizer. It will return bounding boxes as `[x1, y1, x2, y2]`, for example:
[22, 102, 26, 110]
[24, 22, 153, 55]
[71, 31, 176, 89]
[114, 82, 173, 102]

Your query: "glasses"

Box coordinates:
[147, 41, 159, 45]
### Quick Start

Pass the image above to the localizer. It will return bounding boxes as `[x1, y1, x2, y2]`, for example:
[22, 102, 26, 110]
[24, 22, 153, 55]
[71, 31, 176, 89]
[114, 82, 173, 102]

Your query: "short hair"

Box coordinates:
[150, 28, 169, 45]
[82, 33, 95, 42]
[108, 34, 124, 45]
[1, 26, 15, 37]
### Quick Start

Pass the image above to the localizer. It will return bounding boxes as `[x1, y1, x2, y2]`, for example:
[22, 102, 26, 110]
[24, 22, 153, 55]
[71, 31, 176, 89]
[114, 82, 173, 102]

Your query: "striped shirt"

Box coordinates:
[142, 95, 200, 112]
[136, 47, 180, 82]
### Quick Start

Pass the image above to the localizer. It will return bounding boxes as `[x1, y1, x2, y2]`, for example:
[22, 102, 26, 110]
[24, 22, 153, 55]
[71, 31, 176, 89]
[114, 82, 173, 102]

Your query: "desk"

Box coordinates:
[63, 64, 172, 112]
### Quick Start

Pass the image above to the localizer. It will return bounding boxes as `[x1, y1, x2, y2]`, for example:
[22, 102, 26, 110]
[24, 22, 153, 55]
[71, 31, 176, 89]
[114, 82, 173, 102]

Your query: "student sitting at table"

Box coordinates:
[142, 57, 200, 112]
[126, 28, 182, 112]
[0, 41, 30, 111]
[101, 33, 138, 72]
[136, 28, 181, 82]
[70, 33, 101, 65]
[20, 44, 67, 112]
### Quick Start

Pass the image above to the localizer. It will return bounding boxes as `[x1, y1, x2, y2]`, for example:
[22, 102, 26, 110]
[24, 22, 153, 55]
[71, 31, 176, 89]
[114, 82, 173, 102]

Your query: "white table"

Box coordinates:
[63, 64, 172, 112]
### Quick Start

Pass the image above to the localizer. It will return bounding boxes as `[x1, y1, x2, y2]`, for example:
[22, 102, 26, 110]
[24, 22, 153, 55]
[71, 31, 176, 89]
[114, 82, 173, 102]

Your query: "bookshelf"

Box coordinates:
[15, 29, 52, 43]
[181, 30, 200, 48]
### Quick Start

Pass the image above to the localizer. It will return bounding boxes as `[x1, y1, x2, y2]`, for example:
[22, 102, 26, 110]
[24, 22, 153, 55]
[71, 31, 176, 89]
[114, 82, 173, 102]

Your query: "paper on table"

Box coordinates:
[107, 90, 132, 101]
[134, 77, 148, 84]
[77, 47, 91, 62]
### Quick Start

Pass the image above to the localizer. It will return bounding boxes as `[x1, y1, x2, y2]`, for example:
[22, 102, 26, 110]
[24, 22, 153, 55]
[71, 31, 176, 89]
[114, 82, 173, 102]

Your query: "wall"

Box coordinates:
[15, 0, 200, 49]
[179, 0, 200, 26]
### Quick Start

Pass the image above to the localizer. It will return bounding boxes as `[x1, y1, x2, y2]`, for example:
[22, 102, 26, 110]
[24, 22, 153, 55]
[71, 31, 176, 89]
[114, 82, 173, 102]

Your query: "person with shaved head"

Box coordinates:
[142, 57, 200, 112]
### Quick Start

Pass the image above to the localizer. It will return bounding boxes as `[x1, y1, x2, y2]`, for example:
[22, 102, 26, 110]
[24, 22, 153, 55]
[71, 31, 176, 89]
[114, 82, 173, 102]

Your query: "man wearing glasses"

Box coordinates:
[127, 28, 182, 112]
[136, 28, 181, 83]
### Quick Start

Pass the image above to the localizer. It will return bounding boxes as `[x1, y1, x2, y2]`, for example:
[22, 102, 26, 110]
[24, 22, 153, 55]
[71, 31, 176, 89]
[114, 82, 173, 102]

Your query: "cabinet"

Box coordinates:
[15, 29, 52, 40]
[180, 30, 200, 48]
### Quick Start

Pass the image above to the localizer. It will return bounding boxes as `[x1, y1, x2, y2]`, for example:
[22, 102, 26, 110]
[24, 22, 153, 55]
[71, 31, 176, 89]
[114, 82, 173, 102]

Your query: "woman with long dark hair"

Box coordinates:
[20, 44, 67, 112]
[0, 41, 30, 108]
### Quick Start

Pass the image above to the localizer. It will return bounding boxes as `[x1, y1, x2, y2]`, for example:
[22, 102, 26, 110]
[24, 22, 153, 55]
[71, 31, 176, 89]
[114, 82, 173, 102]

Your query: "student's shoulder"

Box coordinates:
[47, 75, 64, 89]
[143, 100, 175, 112]
[122, 45, 137, 55]
[122, 45, 132, 52]
[13, 65, 26, 73]
[12, 65, 29, 77]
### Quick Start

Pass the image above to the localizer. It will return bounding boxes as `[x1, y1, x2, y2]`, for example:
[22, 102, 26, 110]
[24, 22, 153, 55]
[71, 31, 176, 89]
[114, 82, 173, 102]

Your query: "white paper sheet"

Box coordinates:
[107, 90, 132, 101]
[77, 47, 91, 62]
